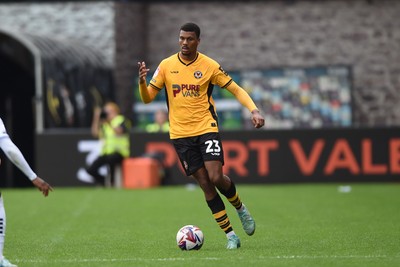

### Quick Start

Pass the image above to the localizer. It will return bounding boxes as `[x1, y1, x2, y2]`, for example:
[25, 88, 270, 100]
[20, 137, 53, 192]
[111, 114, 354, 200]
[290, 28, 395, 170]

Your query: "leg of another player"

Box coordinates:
[0, 196, 4, 262]
[0, 196, 17, 267]
[192, 166, 241, 249]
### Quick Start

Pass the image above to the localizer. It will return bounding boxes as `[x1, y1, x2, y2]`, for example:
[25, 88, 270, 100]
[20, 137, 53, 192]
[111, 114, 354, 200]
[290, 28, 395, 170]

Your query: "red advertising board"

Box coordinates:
[36, 128, 400, 186]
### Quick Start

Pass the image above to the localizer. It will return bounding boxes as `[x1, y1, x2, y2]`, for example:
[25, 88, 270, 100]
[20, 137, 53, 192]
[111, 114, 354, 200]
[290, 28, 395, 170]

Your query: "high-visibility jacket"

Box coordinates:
[145, 122, 169, 133]
[100, 115, 130, 157]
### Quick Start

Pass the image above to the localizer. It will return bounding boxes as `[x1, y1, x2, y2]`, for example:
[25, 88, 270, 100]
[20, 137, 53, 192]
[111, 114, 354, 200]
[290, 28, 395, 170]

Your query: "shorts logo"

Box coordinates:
[194, 71, 202, 79]
[183, 161, 189, 170]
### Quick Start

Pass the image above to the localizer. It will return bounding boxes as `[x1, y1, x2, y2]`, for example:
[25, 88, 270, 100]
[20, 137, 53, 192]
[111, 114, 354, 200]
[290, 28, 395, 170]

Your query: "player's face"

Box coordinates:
[179, 30, 199, 60]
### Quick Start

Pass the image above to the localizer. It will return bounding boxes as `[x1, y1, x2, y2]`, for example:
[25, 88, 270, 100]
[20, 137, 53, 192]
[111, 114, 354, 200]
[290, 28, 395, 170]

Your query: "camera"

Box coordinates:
[100, 110, 108, 119]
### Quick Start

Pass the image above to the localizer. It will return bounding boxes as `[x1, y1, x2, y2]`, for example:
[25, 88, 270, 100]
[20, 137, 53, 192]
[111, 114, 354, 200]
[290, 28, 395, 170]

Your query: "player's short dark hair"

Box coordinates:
[180, 22, 201, 39]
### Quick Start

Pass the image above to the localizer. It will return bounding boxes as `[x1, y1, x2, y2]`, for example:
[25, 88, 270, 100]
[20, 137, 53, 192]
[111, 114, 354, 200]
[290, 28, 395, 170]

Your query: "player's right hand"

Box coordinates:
[32, 177, 53, 197]
[138, 61, 150, 84]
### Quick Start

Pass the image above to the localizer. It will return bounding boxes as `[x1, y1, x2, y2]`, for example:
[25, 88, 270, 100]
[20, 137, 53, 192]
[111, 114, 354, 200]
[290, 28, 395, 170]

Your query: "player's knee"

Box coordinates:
[208, 172, 224, 186]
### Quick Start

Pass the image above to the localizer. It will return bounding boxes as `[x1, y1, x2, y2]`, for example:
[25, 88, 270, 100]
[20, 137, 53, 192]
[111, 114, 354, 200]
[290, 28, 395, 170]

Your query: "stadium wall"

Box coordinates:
[131, 0, 400, 128]
[36, 128, 400, 187]
[1, 1, 400, 126]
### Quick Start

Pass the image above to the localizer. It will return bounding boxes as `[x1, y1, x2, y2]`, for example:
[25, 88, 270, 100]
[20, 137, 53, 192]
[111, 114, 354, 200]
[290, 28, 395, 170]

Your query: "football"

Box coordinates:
[176, 225, 204, 250]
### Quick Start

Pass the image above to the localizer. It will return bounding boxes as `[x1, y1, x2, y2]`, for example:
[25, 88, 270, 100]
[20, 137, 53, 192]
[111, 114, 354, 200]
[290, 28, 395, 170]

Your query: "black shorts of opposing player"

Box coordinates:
[172, 132, 224, 176]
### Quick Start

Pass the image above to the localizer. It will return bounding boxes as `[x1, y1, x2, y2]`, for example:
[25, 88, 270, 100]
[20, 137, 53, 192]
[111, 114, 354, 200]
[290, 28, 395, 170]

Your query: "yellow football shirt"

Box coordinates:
[150, 52, 233, 139]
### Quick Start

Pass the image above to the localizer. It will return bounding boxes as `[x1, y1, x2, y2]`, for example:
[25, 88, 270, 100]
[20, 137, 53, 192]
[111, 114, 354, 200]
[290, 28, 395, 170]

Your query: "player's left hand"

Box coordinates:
[32, 177, 53, 197]
[251, 110, 265, 129]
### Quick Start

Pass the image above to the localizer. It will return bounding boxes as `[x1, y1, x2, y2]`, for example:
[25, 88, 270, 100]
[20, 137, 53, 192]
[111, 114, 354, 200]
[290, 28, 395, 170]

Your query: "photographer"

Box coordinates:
[86, 102, 131, 186]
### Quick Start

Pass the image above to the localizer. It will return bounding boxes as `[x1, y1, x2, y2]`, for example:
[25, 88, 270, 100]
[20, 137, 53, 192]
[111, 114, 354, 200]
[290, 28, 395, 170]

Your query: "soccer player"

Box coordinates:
[0, 117, 53, 267]
[138, 22, 265, 249]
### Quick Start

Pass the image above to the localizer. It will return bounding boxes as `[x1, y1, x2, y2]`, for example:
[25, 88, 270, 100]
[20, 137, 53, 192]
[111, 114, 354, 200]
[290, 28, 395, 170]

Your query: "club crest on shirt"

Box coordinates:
[194, 71, 202, 79]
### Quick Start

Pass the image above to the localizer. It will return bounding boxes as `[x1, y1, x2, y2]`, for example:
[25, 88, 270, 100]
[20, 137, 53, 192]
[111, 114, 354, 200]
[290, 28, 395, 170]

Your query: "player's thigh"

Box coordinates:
[172, 137, 204, 176]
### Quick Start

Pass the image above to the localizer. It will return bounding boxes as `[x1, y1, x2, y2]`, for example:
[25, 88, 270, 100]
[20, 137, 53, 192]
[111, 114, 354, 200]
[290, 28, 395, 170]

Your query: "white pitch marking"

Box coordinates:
[14, 254, 400, 264]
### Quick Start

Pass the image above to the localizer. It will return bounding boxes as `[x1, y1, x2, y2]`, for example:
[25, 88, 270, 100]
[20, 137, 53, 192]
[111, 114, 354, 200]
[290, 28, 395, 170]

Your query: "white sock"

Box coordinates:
[0, 196, 5, 261]
[226, 231, 236, 238]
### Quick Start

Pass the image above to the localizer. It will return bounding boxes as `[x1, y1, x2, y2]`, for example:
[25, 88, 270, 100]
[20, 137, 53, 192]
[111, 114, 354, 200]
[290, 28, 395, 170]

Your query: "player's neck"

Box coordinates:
[179, 52, 197, 62]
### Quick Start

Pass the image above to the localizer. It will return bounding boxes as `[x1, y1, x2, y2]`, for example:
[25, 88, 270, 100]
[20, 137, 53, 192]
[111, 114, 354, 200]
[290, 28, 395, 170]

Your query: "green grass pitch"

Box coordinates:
[1, 183, 399, 267]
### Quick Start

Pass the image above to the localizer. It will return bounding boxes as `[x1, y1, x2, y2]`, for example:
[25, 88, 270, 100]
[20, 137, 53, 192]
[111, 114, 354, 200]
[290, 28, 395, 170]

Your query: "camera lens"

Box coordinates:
[100, 110, 107, 119]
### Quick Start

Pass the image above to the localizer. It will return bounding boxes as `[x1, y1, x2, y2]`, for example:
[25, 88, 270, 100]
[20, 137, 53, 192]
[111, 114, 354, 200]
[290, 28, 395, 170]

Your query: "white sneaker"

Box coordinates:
[226, 234, 241, 249]
[0, 258, 17, 267]
[238, 204, 256, 236]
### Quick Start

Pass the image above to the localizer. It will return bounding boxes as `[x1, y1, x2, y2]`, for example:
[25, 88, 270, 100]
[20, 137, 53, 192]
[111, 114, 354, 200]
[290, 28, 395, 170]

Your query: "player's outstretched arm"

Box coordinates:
[0, 137, 38, 180]
[0, 136, 54, 196]
[32, 177, 53, 197]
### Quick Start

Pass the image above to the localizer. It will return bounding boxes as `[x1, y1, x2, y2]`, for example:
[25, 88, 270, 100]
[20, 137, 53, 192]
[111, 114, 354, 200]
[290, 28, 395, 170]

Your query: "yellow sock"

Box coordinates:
[227, 192, 243, 210]
[213, 210, 233, 234]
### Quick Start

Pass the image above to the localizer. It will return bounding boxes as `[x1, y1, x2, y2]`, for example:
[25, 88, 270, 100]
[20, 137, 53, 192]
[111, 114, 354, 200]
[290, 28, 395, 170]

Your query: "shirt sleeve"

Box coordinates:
[211, 64, 233, 88]
[0, 118, 7, 139]
[0, 136, 37, 181]
[225, 81, 259, 112]
[149, 63, 166, 90]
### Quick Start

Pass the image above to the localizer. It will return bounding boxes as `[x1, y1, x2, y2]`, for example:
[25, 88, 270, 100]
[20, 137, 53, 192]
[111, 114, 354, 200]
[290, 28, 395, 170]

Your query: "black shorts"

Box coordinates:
[172, 132, 224, 176]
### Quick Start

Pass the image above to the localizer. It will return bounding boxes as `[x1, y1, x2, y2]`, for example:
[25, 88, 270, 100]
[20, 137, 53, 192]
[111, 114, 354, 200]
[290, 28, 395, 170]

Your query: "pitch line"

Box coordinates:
[261, 255, 399, 259]
[14, 254, 400, 264]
